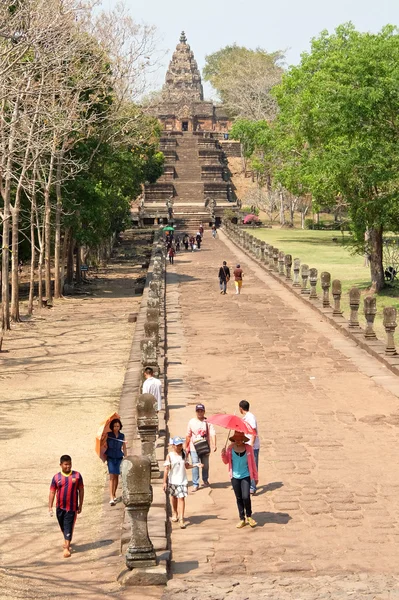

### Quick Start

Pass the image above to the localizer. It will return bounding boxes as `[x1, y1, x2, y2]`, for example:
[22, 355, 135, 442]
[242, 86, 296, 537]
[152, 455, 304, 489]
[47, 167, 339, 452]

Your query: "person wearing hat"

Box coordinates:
[163, 436, 202, 529]
[233, 264, 244, 295]
[185, 404, 217, 492]
[221, 431, 258, 528]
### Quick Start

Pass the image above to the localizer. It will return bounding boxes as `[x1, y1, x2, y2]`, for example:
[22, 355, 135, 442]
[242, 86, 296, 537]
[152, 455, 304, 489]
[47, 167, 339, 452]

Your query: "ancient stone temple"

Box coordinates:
[159, 31, 230, 133]
[138, 32, 240, 229]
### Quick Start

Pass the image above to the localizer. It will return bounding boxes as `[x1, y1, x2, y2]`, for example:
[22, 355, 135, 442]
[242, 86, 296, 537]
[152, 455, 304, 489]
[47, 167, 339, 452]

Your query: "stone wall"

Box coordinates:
[114, 232, 170, 587]
[223, 221, 399, 376]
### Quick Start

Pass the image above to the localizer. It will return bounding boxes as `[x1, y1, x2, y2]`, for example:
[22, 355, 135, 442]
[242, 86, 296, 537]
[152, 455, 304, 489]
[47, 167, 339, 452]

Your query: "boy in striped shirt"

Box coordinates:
[48, 455, 84, 558]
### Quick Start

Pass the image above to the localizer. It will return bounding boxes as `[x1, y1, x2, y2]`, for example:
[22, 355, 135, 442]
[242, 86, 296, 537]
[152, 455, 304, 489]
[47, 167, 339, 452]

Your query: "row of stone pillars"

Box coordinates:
[224, 221, 398, 357]
[120, 235, 168, 584]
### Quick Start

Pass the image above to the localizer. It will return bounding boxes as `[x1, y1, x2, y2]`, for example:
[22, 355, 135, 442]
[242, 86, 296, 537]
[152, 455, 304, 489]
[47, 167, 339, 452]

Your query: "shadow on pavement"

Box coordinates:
[255, 511, 292, 526]
[255, 481, 284, 496]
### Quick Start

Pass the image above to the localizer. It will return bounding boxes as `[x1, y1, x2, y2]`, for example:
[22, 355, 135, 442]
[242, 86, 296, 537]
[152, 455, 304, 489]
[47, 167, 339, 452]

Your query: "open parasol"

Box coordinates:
[162, 226, 175, 231]
[95, 412, 120, 462]
[206, 414, 254, 447]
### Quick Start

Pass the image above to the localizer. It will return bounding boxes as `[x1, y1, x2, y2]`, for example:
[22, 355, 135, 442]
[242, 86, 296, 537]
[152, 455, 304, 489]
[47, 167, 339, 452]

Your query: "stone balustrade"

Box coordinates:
[222, 220, 399, 368]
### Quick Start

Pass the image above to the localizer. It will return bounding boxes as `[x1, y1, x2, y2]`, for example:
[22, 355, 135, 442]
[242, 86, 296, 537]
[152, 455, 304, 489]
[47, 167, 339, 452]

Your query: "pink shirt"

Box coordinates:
[186, 418, 216, 452]
[221, 444, 258, 481]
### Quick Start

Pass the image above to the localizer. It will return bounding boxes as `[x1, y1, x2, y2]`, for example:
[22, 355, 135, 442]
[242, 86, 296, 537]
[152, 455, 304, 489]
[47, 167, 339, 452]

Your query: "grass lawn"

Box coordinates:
[247, 227, 399, 343]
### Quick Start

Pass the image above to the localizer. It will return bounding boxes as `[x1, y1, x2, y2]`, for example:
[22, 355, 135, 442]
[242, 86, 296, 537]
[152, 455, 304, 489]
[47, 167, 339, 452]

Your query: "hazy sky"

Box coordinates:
[102, 0, 399, 98]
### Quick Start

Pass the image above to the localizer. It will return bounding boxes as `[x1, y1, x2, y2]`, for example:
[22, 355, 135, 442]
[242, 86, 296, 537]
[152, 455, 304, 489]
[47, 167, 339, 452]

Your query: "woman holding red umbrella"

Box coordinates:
[221, 430, 258, 529]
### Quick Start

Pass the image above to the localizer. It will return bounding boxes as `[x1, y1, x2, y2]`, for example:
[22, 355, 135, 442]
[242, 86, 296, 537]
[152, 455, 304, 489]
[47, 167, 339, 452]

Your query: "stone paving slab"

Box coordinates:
[162, 231, 399, 596]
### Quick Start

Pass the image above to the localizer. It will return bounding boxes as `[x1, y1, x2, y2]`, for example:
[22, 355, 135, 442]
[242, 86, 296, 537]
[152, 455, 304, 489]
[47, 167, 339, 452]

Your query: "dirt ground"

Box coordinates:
[0, 231, 161, 600]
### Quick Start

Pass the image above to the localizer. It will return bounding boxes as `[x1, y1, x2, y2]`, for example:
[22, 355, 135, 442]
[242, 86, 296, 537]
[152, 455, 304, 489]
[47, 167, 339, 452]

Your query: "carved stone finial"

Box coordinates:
[180, 31, 187, 43]
[383, 306, 397, 355]
[332, 279, 343, 316]
[309, 268, 318, 299]
[122, 455, 156, 569]
[348, 287, 361, 328]
[293, 258, 301, 287]
[364, 296, 377, 339]
[284, 254, 292, 280]
[320, 272, 331, 308]
[137, 394, 160, 477]
[301, 264, 310, 294]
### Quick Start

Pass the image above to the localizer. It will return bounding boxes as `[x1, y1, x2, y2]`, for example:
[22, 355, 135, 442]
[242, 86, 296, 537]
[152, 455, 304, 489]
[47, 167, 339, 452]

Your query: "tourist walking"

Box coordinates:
[221, 431, 258, 528]
[48, 455, 84, 558]
[142, 367, 162, 411]
[196, 231, 202, 250]
[233, 264, 244, 295]
[239, 400, 259, 494]
[185, 404, 216, 491]
[199, 224, 204, 236]
[175, 236, 181, 252]
[168, 245, 176, 264]
[163, 436, 202, 529]
[189, 235, 195, 251]
[211, 224, 217, 238]
[183, 234, 189, 251]
[218, 260, 230, 294]
[105, 418, 126, 505]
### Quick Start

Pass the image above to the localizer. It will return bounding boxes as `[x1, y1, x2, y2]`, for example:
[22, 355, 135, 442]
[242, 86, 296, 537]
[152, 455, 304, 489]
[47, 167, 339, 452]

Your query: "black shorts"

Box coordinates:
[56, 508, 77, 540]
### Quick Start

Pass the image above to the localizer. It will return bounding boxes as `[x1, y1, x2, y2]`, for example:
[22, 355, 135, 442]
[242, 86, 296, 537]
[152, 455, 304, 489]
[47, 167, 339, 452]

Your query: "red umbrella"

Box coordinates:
[206, 414, 254, 434]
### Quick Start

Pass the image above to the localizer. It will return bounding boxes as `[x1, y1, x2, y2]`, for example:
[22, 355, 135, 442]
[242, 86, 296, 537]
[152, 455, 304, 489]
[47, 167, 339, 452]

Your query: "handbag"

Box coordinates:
[223, 266, 230, 282]
[193, 421, 210, 456]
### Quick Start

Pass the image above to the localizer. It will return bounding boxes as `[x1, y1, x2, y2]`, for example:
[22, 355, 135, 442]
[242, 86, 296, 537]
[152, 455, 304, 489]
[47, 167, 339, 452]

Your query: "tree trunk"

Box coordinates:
[75, 240, 81, 283]
[38, 247, 44, 309]
[60, 228, 70, 295]
[279, 190, 285, 225]
[28, 205, 36, 316]
[66, 235, 75, 285]
[1, 210, 10, 331]
[369, 226, 384, 292]
[54, 155, 63, 298]
[10, 203, 21, 322]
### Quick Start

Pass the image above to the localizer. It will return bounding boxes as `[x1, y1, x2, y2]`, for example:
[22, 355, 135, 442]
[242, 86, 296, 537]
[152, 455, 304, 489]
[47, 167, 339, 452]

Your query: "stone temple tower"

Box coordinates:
[163, 31, 204, 102]
[157, 32, 230, 133]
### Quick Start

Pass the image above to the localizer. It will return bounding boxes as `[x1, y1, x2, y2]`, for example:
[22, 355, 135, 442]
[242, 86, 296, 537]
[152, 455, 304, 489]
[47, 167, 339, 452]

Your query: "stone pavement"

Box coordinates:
[162, 230, 399, 597]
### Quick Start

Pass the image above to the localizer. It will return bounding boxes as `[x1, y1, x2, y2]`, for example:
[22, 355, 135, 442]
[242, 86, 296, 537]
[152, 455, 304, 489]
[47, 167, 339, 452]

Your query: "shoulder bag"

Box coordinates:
[193, 421, 210, 456]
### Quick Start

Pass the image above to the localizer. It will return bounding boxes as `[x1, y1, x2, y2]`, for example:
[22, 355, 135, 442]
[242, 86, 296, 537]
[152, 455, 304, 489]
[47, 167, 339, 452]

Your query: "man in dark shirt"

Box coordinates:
[218, 261, 230, 295]
[233, 264, 244, 295]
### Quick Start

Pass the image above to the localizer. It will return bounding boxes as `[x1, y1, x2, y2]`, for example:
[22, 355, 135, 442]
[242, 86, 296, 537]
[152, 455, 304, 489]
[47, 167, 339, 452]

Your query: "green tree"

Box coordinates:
[203, 45, 283, 120]
[274, 23, 399, 291]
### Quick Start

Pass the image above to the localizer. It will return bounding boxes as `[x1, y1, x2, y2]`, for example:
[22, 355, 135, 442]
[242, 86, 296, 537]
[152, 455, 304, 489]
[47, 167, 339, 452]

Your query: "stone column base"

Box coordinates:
[118, 563, 168, 586]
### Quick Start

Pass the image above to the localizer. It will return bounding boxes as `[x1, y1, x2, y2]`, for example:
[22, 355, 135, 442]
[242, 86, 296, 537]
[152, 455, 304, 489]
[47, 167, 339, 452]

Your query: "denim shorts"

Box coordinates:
[107, 458, 122, 475]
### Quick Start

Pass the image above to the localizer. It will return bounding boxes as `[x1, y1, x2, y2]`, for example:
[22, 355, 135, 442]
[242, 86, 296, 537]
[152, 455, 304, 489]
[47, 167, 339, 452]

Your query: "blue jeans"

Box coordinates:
[251, 449, 259, 492]
[190, 449, 209, 487]
[219, 278, 227, 293]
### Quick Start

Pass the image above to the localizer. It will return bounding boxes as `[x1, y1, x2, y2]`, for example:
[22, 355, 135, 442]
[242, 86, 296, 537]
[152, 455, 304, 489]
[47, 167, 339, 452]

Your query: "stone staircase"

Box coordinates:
[140, 131, 237, 228]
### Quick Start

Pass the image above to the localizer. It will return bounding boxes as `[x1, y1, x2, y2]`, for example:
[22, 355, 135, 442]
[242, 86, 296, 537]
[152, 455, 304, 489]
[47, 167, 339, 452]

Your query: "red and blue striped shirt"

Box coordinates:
[50, 471, 84, 512]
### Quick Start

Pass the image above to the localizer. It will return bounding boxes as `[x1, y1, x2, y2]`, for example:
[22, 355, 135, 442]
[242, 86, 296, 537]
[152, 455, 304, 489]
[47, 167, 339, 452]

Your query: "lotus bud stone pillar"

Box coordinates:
[301, 264, 310, 294]
[293, 258, 301, 287]
[321, 272, 331, 308]
[278, 251, 285, 276]
[383, 307, 397, 355]
[309, 268, 318, 299]
[122, 455, 156, 569]
[284, 254, 292, 280]
[332, 280, 343, 316]
[137, 394, 160, 477]
[348, 287, 361, 328]
[363, 296, 377, 339]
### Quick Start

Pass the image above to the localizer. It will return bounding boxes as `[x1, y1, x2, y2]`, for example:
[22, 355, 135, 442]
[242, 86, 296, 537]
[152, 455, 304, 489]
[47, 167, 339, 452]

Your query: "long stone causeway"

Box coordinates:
[157, 229, 399, 599]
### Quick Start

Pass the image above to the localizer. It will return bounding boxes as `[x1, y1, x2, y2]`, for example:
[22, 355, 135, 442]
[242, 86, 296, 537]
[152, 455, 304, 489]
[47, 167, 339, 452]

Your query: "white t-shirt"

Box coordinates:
[242, 411, 260, 450]
[164, 451, 188, 485]
[142, 377, 162, 411]
[186, 418, 216, 452]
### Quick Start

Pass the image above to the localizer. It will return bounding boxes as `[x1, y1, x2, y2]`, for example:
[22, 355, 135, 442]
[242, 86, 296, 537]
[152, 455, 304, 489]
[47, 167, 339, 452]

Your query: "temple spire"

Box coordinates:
[163, 32, 204, 101]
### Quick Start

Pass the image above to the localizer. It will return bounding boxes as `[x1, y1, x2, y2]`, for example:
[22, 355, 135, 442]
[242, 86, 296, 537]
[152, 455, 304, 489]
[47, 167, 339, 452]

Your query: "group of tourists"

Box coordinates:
[218, 261, 244, 295]
[165, 225, 208, 263]
[164, 400, 259, 530]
